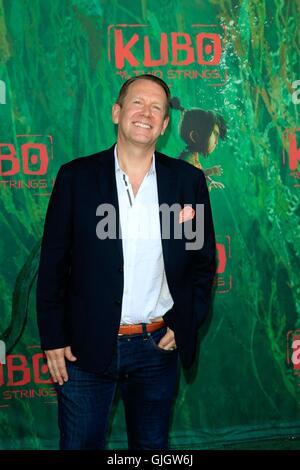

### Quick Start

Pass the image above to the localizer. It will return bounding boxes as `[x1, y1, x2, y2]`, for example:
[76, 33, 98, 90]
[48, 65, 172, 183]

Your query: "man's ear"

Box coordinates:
[161, 115, 170, 134]
[112, 103, 120, 124]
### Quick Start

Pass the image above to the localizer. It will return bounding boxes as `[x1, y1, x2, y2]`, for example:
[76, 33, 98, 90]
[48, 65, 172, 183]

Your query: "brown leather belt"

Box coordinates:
[118, 320, 165, 336]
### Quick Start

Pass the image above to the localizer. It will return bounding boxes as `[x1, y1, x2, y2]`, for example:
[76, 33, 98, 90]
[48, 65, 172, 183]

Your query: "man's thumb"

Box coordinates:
[64, 346, 77, 361]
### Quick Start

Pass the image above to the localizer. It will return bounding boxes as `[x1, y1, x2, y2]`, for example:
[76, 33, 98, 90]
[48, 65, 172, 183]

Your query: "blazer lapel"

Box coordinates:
[155, 152, 178, 271]
[94, 145, 123, 261]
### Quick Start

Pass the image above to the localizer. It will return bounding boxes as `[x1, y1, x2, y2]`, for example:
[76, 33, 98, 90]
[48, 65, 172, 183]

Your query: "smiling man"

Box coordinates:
[36, 75, 216, 450]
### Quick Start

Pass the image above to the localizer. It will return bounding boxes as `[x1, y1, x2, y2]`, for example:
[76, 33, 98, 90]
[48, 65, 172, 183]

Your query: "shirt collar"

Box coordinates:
[114, 144, 156, 176]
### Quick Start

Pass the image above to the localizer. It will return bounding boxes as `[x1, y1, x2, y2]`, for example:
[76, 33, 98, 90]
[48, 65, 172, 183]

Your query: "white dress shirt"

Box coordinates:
[114, 146, 174, 324]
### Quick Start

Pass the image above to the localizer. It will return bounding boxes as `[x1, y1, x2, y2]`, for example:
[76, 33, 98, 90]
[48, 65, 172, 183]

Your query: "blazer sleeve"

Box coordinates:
[193, 171, 217, 327]
[36, 164, 72, 350]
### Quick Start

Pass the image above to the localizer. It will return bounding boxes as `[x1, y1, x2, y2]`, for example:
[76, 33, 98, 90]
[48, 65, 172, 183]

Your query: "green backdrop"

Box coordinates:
[0, 0, 299, 450]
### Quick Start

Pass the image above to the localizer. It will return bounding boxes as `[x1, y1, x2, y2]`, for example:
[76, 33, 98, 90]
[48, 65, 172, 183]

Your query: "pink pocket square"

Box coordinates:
[179, 206, 195, 224]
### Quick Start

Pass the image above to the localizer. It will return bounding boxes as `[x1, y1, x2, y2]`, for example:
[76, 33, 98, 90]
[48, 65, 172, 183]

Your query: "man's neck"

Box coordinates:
[116, 140, 155, 178]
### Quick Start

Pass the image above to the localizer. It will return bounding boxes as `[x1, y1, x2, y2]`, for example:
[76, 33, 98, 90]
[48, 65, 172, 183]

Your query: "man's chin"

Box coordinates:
[130, 135, 156, 147]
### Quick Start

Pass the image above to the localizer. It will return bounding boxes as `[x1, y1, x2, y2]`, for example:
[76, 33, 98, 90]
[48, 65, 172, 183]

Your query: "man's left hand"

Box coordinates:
[158, 327, 177, 350]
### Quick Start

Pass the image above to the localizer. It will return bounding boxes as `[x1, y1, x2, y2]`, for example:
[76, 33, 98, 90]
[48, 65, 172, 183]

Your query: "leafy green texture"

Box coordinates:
[0, 0, 299, 449]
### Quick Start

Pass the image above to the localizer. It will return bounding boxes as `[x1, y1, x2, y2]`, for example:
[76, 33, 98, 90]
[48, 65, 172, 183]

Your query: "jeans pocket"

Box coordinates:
[149, 328, 177, 354]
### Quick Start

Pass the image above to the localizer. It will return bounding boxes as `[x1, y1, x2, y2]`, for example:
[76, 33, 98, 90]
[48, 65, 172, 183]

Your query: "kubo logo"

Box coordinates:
[286, 330, 300, 387]
[282, 128, 300, 187]
[0, 346, 56, 404]
[0, 143, 48, 175]
[0, 135, 54, 194]
[214, 235, 232, 294]
[108, 24, 227, 85]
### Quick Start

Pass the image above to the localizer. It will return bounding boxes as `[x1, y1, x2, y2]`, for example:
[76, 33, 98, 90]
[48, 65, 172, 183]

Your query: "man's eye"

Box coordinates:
[134, 100, 141, 104]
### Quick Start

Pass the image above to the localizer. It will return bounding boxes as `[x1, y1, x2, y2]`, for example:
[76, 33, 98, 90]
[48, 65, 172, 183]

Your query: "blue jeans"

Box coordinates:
[55, 326, 179, 450]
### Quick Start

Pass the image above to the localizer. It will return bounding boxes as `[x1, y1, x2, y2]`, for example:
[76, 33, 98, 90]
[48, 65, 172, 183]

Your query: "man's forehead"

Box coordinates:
[126, 80, 167, 98]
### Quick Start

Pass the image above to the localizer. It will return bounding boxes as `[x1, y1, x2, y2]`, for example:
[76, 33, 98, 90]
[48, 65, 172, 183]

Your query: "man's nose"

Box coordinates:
[141, 105, 151, 116]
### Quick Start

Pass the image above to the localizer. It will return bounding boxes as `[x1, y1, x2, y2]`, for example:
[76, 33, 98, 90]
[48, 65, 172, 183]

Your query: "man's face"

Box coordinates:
[112, 79, 169, 148]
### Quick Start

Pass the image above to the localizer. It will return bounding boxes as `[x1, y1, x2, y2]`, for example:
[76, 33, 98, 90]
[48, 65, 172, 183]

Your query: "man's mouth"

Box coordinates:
[133, 121, 152, 129]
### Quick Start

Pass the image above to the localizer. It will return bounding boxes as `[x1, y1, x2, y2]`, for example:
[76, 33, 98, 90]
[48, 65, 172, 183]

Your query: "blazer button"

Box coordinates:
[115, 300, 121, 306]
[118, 267, 123, 273]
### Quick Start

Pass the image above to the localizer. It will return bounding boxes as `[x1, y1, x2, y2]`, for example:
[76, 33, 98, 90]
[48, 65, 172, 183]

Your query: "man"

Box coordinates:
[36, 75, 216, 450]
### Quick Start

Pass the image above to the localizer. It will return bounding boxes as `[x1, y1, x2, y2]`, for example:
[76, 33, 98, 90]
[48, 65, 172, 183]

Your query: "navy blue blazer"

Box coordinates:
[36, 145, 216, 372]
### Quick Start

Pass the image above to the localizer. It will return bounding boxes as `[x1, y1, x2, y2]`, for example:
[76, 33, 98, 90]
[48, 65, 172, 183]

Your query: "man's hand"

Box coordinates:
[45, 346, 77, 385]
[157, 327, 177, 351]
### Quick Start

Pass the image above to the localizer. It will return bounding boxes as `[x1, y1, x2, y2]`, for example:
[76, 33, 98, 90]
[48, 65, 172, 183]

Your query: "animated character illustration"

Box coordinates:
[171, 97, 227, 191]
